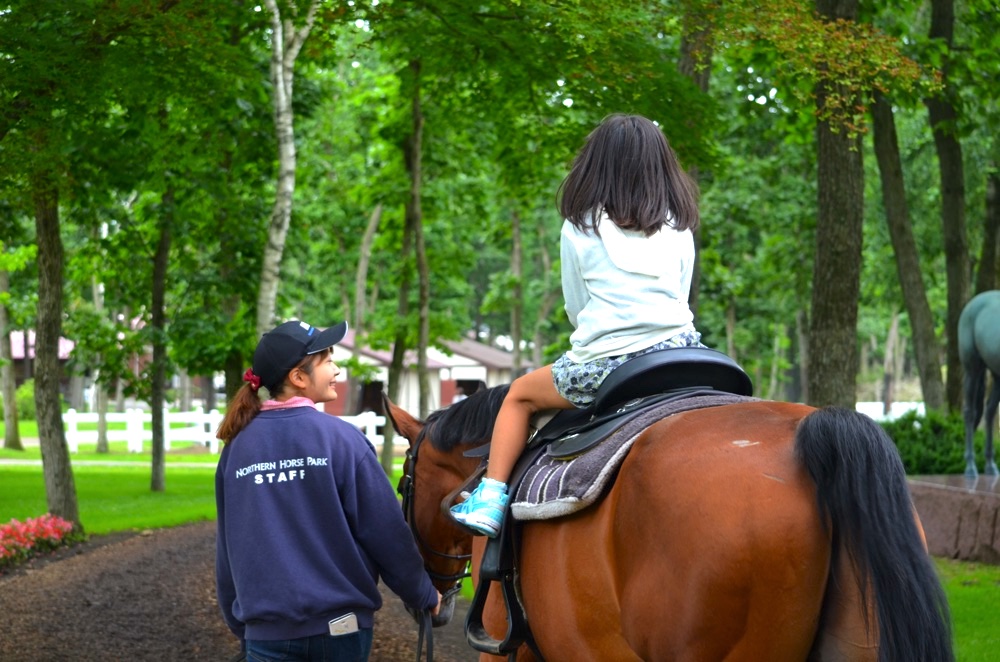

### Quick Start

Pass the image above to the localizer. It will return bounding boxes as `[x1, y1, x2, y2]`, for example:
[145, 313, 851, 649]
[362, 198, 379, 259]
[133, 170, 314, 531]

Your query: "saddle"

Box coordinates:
[462, 346, 754, 658]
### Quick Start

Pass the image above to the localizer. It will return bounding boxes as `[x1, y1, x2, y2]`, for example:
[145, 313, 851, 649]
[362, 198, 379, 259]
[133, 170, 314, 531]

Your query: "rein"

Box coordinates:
[398, 432, 473, 662]
[398, 437, 473, 586]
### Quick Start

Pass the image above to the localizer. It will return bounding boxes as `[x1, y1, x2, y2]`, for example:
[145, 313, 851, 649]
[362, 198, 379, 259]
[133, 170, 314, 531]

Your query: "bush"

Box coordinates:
[880, 409, 983, 475]
[15, 379, 35, 421]
[0, 514, 78, 573]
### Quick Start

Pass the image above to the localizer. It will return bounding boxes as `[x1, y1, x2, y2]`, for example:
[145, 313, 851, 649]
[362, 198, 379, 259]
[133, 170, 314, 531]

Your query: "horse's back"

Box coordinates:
[517, 400, 836, 661]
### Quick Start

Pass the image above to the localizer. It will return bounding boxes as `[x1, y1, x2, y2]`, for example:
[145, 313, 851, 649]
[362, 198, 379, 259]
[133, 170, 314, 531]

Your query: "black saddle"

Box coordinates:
[592, 345, 753, 411]
[530, 345, 753, 450]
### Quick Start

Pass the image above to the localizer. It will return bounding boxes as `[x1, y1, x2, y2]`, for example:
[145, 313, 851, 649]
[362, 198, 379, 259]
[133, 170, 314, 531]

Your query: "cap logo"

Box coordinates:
[297, 321, 315, 336]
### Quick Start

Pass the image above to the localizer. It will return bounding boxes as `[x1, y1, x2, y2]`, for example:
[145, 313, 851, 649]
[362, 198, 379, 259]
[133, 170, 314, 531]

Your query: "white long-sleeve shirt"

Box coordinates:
[560, 215, 696, 364]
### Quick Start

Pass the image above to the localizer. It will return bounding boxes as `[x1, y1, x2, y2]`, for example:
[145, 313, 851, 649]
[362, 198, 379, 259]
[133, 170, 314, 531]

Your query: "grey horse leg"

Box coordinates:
[964, 361, 986, 478]
[985, 373, 1000, 476]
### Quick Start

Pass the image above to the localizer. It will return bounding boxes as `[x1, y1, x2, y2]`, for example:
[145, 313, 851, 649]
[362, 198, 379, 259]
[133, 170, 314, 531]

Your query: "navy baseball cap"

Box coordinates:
[252, 320, 348, 391]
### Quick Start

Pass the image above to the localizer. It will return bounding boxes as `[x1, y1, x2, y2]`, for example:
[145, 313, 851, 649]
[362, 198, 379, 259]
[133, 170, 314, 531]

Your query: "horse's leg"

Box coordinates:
[808, 506, 932, 659]
[468, 538, 529, 662]
[963, 358, 986, 478]
[471, 516, 639, 661]
[984, 371, 1000, 476]
[518, 513, 644, 662]
[470, 537, 546, 662]
[611, 408, 830, 661]
[807, 542, 878, 661]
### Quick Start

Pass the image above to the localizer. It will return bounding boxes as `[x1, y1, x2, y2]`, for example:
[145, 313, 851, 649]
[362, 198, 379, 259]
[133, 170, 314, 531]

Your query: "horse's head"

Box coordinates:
[383, 387, 508, 626]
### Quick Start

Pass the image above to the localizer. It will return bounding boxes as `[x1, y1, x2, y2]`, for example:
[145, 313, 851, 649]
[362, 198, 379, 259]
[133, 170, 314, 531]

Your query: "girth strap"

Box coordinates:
[462, 446, 547, 660]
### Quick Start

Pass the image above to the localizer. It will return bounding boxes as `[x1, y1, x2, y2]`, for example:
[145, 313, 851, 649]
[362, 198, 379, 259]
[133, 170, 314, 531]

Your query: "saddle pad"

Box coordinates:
[510, 393, 757, 521]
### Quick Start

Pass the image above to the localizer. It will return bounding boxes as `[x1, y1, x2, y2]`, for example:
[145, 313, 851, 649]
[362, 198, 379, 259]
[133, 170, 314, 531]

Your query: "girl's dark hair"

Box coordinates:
[558, 113, 699, 236]
[216, 351, 325, 445]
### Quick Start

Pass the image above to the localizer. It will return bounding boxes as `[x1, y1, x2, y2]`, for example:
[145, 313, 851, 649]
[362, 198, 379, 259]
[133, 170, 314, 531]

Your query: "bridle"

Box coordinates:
[397, 431, 472, 598]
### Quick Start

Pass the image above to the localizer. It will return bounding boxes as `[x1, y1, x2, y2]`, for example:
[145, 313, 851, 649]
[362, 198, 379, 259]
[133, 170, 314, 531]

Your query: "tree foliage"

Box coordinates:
[1, 0, 998, 495]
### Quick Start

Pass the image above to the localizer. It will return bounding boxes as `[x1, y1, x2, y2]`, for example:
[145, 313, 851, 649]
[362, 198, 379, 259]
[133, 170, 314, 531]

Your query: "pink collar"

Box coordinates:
[261, 396, 316, 411]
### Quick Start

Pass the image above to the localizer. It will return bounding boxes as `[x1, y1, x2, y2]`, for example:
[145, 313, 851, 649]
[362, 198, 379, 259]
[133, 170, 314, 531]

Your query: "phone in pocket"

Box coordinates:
[328, 612, 359, 636]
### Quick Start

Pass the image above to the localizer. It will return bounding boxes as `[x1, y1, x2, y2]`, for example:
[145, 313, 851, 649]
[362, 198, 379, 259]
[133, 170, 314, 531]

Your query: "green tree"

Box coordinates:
[0, 244, 36, 450]
[925, 0, 971, 412]
[256, 0, 322, 335]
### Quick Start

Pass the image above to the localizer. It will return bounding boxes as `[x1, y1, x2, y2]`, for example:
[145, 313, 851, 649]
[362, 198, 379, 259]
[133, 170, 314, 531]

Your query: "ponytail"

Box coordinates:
[216, 383, 263, 445]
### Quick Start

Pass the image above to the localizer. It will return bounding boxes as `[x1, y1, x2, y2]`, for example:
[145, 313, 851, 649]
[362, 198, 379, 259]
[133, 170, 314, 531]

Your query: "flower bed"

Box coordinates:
[0, 514, 77, 573]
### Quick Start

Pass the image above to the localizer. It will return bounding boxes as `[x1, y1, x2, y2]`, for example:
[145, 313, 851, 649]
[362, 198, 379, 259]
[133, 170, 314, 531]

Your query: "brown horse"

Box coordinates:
[386, 388, 953, 661]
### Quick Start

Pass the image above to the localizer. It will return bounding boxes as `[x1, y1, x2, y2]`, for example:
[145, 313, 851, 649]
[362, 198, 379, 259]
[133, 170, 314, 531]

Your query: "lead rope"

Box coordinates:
[416, 609, 434, 662]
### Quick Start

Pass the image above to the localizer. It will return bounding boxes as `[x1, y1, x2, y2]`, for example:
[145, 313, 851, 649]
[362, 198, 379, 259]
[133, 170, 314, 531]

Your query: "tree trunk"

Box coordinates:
[150, 188, 172, 492]
[882, 312, 899, 416]
[678, 23, 713, 319]
[404, 59, 432, 419]
[202, 378, 216, 412]
[809, 0, 863, 409]
[385, 336, 407, 475]
[224, 352, 243, 402]
[90, 270, 109, 452]
[95, 375, 109, 454]
[532, 223, 559, 369]
[795, 309, 809, 404]
[0, 269, 22, 450]
[386, 179, 416, 474]
[115, 373, 125, 412]
[725, 300, 736, 360]
[256, 0, 319, 336]
[68, 374, 84, 411]
[871, 90, 946, 411]
[766, 324, 784, 401]
[925, 0, 970, 413]
[178, 370, 191, 412]
[808, 116, 863, 407]
[975, 161, 999, 293]
[347, 203, 382, 414]
[32, 169, 81, 530]
[510, 209, 523, 375]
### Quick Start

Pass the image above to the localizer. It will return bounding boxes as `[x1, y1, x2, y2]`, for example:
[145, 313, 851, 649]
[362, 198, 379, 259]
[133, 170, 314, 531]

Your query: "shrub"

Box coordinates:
[15, 379, 35, 421]
[0, 514, 78, 573]
[880, 409, 983, 475]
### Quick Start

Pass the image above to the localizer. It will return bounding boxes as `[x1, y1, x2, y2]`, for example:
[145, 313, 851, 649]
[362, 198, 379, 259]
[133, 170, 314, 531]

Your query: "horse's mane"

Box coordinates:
[419, 384, 510, 452]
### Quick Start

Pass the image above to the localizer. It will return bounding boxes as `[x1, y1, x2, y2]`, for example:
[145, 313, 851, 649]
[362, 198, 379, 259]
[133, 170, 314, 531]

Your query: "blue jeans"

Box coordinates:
[246, 629, 373, 662]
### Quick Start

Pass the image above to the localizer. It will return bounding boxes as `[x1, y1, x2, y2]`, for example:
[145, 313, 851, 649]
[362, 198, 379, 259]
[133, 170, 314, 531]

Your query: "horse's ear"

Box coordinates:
[382, 391, 421, 441]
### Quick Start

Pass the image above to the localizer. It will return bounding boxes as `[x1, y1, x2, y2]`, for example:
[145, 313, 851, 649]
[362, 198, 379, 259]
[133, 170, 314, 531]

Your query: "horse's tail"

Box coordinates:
[794, 406, 953, 662]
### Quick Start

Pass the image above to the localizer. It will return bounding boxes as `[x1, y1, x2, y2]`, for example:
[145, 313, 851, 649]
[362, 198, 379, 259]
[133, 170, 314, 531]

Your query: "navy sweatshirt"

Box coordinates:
[215, 406, 437, 641]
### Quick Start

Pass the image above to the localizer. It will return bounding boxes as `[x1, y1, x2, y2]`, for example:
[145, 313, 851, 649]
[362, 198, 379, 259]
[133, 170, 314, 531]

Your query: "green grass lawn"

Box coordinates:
[0, 464, 218, 534]
[0, 418, 39, 439]
[0, 417, 216, 441]
[0, 441, 221, 464]
[934, 558, 1000, 661]
[0, 457, 402, 533]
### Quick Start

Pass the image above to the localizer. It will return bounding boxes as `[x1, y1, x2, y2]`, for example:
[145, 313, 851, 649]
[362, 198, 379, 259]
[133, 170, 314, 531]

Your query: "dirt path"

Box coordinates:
[0, 521, 478, 662]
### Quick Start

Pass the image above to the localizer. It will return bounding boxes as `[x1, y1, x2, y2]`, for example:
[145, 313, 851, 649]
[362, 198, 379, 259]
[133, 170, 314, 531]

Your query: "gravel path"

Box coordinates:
[0, 521, 478, 662]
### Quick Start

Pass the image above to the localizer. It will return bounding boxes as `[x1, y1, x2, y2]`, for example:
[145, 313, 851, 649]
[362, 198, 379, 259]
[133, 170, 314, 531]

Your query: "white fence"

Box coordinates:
[63, 407, 387, 454]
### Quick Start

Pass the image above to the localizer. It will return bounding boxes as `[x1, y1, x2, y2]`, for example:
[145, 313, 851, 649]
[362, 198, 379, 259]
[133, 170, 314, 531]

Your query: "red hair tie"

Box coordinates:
[243, 368, 261, 392]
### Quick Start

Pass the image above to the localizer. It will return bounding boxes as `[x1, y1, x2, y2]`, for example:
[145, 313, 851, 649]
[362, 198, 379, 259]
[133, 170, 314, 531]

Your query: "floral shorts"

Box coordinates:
[552, 328, 704, 408]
